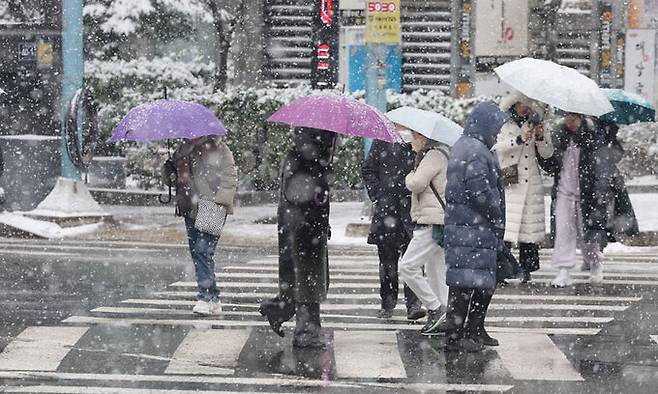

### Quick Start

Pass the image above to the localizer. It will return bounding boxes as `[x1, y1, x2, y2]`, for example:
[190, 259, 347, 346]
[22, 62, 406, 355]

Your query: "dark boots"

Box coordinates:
[259, 297, 296, 338]
[445, 287, 497, 352]
[466, 289, 498, 347]
[292, 303, 324, 349]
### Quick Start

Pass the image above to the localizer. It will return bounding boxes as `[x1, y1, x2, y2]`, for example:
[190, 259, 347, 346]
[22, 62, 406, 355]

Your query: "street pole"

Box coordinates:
[61, 0, 83, 180]
[364, 0, 401, 155]
[363, 0, 401, 207]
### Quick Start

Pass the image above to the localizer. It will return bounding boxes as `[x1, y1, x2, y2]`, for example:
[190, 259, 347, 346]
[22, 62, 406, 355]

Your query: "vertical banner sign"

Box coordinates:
[456, 0, 473, 98]
[598, 3, 613, 87]
[311, 0, 339, 89]
[625, 29, 656, 102]
[614, 33, 626, 88]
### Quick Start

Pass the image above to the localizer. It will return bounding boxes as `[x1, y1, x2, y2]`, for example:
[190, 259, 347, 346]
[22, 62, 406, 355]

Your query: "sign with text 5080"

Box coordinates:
[365, 0, 400, 44]
[368, 1, 397, 12]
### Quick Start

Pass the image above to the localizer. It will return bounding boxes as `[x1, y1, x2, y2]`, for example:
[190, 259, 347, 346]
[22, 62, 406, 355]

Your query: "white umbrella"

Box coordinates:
[494, 57, 614, 117]
[386, 106, 462, 146]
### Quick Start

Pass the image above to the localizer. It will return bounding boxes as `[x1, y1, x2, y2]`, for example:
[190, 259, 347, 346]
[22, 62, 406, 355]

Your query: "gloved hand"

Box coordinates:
[163, 158, 177, 183]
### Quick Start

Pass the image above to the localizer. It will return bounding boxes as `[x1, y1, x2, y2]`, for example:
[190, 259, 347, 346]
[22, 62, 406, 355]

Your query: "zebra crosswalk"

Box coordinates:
[1, 251, 656, 393]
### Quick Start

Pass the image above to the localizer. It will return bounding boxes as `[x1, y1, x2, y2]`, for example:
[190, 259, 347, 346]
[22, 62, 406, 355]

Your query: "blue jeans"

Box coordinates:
[184, 217, 220, 302]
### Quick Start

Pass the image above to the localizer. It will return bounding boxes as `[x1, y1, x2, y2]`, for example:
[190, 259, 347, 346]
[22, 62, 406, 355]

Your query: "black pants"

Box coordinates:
[376, 237, 420, 311]
[505, 241, 540, 274]
[446, 286, 495, 341]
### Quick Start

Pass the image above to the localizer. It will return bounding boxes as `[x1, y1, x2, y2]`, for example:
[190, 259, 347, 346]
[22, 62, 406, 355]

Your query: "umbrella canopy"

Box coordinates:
[386, 106, 462, 146]
[494, 57, 614, 117]
[600, 89, 656, 125]
[111, 100, 227, 142]
[267, 95, 402, 143]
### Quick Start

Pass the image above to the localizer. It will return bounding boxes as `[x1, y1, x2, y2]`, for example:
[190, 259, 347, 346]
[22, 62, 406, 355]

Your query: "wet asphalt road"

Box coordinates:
[0, 238, 658, 393]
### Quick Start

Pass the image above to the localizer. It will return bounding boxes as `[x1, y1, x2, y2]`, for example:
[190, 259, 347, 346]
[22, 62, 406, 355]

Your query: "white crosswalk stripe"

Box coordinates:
[2, 251, 655, 392]
[495, 333, 584, 381]
[164, 329, 249, 375]
[0, 327, 89, 371]
[333, 331, 406, 379]
[0, 371, 514, 392]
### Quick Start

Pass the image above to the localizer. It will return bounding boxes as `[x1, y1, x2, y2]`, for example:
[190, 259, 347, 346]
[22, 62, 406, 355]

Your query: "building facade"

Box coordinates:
[257, 0, 635, 98]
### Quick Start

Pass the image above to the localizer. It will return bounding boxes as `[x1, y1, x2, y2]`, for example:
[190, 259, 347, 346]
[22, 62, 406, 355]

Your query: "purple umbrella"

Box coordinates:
[110, 100, 226, 142]
[267, 95, 402, 143]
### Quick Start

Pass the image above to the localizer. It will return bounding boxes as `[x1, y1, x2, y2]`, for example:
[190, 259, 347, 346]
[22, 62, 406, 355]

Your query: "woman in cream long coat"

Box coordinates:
[494, 91, 553, 282]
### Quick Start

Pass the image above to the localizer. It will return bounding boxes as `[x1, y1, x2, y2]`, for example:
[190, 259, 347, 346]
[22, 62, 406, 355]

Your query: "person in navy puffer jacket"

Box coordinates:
[443, 101, 508, 353]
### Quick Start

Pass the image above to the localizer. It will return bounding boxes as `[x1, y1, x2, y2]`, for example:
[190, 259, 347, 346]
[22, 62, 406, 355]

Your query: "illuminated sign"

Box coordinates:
[311, 0, 339, 89]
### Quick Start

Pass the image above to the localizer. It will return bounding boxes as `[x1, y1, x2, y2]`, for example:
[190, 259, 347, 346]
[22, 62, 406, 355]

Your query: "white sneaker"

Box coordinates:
[192, 300, 211, 315]
[209, 300, 222, 315]
[590, 263, 604, 284]
[551, 269, 573, 288]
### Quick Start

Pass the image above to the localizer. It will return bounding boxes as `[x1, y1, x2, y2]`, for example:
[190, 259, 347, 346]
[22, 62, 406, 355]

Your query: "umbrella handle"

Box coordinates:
[159, 185, 173, 204]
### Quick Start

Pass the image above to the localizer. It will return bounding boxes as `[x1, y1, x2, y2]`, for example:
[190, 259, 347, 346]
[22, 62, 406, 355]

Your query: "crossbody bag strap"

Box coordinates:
[429, 147, 450, 210]
[429, 182, 445, 210]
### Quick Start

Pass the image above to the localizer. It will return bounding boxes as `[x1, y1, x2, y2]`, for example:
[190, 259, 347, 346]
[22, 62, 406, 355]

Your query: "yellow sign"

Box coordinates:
[37, 40, 53, 66]
[365, 0, 401, 44]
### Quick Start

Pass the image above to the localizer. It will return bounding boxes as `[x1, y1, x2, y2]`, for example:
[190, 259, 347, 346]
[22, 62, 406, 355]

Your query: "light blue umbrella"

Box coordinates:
[386, 106, 462, 146]
[600, 89, 656, 125]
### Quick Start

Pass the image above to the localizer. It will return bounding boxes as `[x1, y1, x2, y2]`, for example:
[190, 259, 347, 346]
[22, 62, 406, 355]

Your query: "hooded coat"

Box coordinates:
[277, 128, 336, 303]
[362, 139, 415, 245]
[444, 101, 508, 290]
[597, 119, 640, 237]
[494, 92, 553, 244]
[538, 119, 612, 247]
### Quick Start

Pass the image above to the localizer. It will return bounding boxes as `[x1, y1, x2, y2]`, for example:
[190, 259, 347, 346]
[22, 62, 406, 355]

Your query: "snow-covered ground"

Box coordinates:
[95, 192, 658, 250]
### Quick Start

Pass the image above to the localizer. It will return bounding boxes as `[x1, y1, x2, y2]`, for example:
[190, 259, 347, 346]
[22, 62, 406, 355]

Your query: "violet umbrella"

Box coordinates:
[267, 94, 402, 143]
[110, 99, 226, 142]
[111, 99, 227, 204]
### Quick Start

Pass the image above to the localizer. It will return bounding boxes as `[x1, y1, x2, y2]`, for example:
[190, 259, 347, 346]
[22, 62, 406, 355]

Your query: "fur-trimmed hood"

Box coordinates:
[499, 90, 548, 119]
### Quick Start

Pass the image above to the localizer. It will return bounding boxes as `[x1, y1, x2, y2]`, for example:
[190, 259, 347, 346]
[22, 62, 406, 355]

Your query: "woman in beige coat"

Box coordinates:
[494, 91, 553, 283]
[163, 136, 238, 315]
[399, 130, 450, 336]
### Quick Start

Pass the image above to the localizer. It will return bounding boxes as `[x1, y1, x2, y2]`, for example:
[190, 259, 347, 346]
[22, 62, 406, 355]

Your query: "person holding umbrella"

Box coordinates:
[592, 89, 651, 248]
[259, 127, 336, 348]
[112, 99, 238, 316]
[538, 113, 611, 287]
[162, 136, 237, 314]
[387, 107, 462, 336]
[494, 91, 553, 283]
[259, 94, 401, 348]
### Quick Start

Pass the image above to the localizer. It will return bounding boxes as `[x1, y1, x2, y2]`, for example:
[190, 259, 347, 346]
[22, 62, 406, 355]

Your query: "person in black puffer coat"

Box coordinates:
[595, 118, 639, 242]
[259, 127, 336, 348]
[362, 137, 424, 320]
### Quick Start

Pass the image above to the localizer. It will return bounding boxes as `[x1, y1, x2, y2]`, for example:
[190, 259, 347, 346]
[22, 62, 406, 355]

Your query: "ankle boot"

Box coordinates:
[470, 323, 499, 346]
[293, 303, 324, 349]
[259, 297, 295, 337]
[465, 289, 497, 346]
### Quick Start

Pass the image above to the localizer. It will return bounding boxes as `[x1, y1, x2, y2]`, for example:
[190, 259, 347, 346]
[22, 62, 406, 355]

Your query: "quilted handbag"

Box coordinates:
[194, 200, 227, 237]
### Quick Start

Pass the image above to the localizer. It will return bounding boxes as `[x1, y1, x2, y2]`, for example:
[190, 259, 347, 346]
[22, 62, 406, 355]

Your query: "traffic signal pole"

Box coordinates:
[61, 0, 83, 180]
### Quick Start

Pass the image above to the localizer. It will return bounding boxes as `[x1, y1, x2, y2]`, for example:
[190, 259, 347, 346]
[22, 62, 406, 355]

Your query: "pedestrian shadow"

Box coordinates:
[397, 331, 508, 384]
[235, 327, 335, 380]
